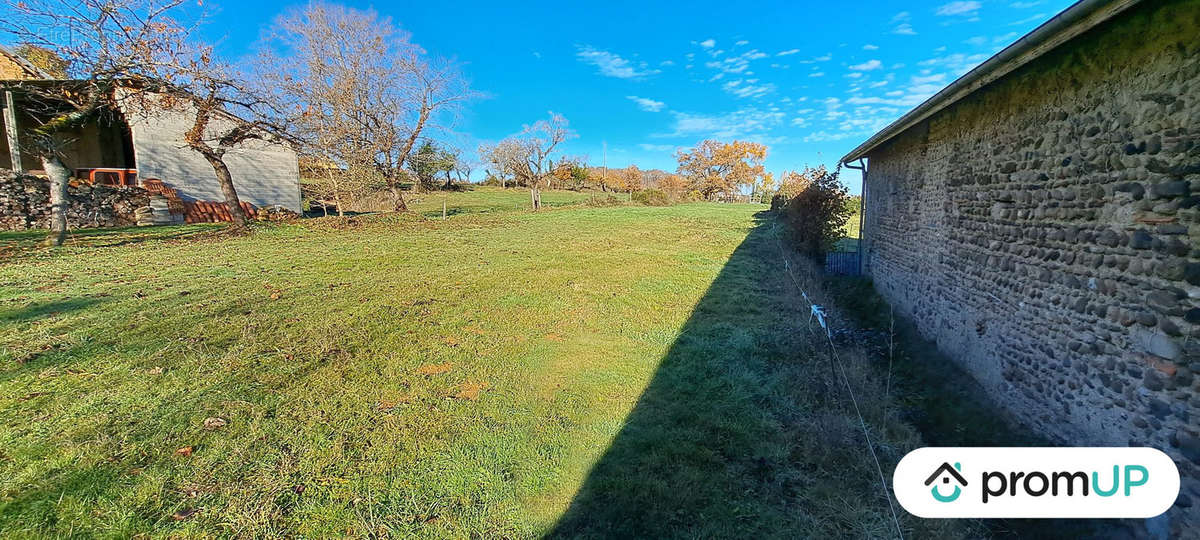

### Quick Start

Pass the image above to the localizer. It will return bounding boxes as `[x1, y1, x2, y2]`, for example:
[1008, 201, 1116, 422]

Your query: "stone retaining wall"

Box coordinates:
[860, 1, 1199, 532]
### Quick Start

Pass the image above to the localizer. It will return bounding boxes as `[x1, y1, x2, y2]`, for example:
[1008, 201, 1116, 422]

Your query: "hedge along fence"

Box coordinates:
[771, 166, 854, 257]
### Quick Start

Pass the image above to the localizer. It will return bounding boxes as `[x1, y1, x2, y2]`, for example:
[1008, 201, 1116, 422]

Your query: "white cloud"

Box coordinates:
[660, 60, 675, 66]
[845, 72, 863, 79]
[809, 71, 825, 77]
[846, 95, 923, 107]
[993, 32, 1019, 44]
[698, 38, 716, 48]
[1010, 1, 1041, 7]
[660, 108, 785, 139]
[1010, 13, 1048, 26]
[638, 143, 678, 152]
[893, 23, 917, 35]
[576, 46, 661, 79]
[936, 1, 981, 16]
[704, 49, 771, 75]
[892, 11, 911, 22]
[776, 49, 801, 56]
[735, 40, 750, 46]
[849, 59, 883, 70]
[863, 44, 879, 50]
[795, 53, 833, 65]
[721, 79, 776, 99]
[626, 95, 666, 112]
[918, 52, 990, 75]
[532, 51, 542, 59]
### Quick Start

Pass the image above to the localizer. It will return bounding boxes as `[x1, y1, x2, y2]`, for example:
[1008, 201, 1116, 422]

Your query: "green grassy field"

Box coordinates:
[406, 185, 604, 219]
[0, 203, 955, 538]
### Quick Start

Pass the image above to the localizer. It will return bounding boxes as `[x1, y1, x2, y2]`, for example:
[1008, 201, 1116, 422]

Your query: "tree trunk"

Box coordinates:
[327, 169, 343, 217]
[444, 170, 453, 189]
[199, 150, 248, 227]
[389, 186, 408, 212]
[42, 154, 70, 246]
[530, 186, 541, 211]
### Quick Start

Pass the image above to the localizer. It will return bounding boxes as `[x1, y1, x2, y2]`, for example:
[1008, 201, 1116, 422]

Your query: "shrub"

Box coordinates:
[631, 188, 670, 206]
[583, 194, 626, 207]
[778, 166, 852, 257]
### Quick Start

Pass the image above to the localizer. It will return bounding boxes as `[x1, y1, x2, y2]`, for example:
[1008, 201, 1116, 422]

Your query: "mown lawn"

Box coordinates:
[0, 202, 956, 538]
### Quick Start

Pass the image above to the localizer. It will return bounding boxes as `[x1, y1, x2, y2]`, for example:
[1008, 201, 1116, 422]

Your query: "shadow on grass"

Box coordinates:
[548, 213, 794, 537]
[822, 275, 1124, 539]
[0, 298, 105, 323]
[0, 224, 226, 261]
[546, 212, 924, 538]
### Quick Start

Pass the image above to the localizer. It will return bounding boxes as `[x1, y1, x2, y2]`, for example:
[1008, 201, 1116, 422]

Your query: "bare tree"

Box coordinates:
[452, 151, 475, 185]
[261, 2, 473, 212]
[481, 113, 573, 211]
[480, 140, 521, 189]
[300, 157, 378, 217]
[0, 0, 192, 245]
[169, 63, 289, 227]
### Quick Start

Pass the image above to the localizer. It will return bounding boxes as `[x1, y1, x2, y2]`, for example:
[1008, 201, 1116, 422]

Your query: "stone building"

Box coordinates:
[842, 0, 1199, 533]
[0, 48, 302, 217]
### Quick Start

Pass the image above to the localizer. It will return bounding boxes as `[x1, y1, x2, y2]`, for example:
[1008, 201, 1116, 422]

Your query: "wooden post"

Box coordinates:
[442, 197, 447, 220]
[3, 91, 22, 173]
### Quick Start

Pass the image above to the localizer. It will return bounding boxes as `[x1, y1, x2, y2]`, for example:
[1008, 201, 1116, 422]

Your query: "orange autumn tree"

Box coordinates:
[659, 173, 687, 200]
[675, 140, 768, 201]
[616, 164, 642, 192]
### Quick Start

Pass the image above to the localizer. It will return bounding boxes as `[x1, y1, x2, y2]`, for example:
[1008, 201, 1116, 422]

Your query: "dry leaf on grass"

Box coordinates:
[171, 508, 197, 521]
[147, 367, 164, 375]
[175, 446, 193, 457]
[453, 381, 490, 401]
[376, 395, 412, 411]
[545, 333, 563, 342]
[202, 417, 227, 430]
[416, 363, 452, 376]
[443, 336, 459, 347]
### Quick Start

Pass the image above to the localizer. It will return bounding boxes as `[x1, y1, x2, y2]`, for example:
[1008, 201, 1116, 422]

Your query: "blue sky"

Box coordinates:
[200, 0, 1075, 193]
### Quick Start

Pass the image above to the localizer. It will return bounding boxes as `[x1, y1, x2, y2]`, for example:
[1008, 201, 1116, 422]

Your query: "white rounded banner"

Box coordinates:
[893, 447, 1180, 518]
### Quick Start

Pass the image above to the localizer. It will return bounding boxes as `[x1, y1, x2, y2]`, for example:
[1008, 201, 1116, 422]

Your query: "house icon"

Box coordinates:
[925, 462, 967, 502]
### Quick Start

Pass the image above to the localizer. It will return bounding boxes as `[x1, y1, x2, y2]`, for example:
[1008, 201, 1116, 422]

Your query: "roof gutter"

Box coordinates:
[839, 0, 1142, 164]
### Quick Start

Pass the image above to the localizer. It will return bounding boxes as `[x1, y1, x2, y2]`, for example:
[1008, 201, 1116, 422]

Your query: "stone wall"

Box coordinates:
[0, 170, 150, 230]
[860, 0, 1199, 531]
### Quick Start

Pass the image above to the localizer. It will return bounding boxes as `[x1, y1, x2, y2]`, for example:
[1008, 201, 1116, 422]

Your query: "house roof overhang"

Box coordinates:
[839, 0, 1143, 165]
[0, 46, 55, 79]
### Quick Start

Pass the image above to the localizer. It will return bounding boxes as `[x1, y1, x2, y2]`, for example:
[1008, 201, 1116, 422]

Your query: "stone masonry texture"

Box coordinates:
[860, 1, 1200, 533]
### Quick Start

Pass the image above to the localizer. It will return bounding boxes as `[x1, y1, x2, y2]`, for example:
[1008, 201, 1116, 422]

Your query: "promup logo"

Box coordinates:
[925, 462, 967, 502]
[893, 448, 1180, 518]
